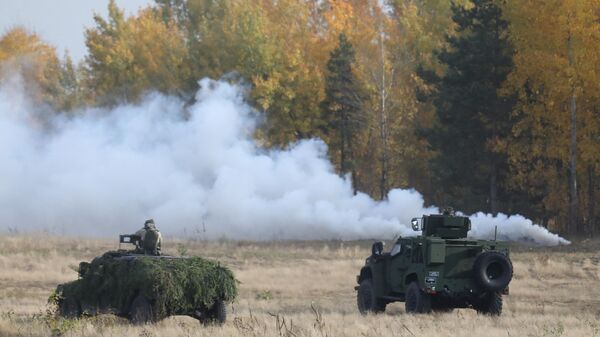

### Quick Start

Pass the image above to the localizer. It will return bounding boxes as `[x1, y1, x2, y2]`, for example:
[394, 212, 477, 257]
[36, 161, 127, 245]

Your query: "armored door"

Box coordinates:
[387, 240, 410, 293]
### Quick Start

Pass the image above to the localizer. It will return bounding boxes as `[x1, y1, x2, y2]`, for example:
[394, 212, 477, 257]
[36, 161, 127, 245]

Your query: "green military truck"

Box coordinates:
[53, 235, 237, 325]
[356, 212, 513, 315]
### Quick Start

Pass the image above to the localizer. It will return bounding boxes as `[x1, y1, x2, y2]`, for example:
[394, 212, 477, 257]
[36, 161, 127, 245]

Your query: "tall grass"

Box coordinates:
[0, 234, 598, 337]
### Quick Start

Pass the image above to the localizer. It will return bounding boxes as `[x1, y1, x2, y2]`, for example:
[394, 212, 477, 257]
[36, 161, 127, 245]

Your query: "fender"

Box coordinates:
[405, 272, 420, 288]
[357, 266, 373, 284]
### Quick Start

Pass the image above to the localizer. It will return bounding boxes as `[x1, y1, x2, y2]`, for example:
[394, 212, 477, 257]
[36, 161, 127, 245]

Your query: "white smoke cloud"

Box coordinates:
[0, 77, 569, 245]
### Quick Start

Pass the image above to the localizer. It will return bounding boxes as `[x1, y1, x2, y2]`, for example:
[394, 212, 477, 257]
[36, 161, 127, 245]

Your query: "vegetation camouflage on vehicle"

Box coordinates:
[54, 251, 237, 321]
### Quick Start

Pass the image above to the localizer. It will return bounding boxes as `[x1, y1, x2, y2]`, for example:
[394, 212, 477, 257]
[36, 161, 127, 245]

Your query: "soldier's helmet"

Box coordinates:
[144, 219, 155, 230]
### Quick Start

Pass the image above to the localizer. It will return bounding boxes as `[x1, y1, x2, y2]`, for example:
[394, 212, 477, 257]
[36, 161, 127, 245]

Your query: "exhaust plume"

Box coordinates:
[0, 77, 569, 245]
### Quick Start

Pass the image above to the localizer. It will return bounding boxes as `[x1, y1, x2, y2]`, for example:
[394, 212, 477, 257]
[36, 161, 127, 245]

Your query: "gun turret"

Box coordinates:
[411, 211, 471, 239]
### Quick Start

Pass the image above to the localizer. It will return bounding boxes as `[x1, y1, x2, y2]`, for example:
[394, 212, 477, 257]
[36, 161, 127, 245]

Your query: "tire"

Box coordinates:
[357, 279, 386, 315]
[210, 299, 227, 325]
[200, 299, 227, 325]
[405, 281, 430, 314]
[474, 291, 503, 316]
[59, 297, 80, 318]
[473, 251, 513, 292]
[129, 295, 153, 324]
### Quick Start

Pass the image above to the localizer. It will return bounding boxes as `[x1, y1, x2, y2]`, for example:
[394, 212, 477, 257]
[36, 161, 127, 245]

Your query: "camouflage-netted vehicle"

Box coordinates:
[356, 211, 513, 315]
[53, 239, 237, 324]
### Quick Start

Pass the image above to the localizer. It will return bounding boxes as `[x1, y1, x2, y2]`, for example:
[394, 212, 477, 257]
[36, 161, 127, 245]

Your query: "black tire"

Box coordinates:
[357, 279, 386, 315]
[473, 251, 513, 292]
[200, 299, 227, 325]
[210, 299, 227, 325]
[474, 291, 503, 316]
[129, 295, 153, 324]
[405, 281, 430, 314]
[59, 297, 80, 318]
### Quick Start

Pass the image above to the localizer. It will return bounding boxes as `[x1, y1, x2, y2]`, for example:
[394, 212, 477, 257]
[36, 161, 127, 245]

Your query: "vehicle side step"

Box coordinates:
[381, 295, 404, 302]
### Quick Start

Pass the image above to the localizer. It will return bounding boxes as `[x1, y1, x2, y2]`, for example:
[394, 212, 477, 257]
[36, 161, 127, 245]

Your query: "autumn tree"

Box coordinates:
[154, 0, 230, 81]
[247, 0, 327, 145]
[420, 0, 514, 214]
[504, 0, 600, 234]
[84, 0, 495, 206]
[55, 53, 86, 112]
[85, 0, 190, 105]
[0, 27, 68, 110]
[154, 0, 327, 146]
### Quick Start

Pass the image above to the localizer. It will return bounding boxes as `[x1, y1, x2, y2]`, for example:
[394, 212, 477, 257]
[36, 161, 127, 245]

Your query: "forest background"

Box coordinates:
[1, 0, 598, 237]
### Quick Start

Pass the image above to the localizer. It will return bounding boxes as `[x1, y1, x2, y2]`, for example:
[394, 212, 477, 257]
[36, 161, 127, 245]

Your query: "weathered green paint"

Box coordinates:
[427, 238, 446, 264]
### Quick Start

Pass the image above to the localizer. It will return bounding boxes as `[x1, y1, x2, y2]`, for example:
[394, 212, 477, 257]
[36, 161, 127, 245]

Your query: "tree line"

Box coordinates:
[1, 0, 599, 236]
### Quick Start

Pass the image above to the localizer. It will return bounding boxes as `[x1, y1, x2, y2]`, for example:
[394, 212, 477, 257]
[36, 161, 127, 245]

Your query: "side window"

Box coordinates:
[390, 243, 402, 256]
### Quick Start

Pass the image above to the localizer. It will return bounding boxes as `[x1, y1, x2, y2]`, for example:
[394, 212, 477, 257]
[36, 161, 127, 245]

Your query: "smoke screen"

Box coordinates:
[0, 77, 569, 245]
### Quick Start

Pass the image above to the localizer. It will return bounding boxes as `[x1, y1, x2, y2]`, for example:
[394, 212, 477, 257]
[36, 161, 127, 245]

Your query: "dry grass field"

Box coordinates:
[0, 234, 599, 337]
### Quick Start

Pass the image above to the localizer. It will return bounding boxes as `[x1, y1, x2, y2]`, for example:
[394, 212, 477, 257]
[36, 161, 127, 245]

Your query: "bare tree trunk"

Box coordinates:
[568, 89, 578, 234]
[378, 28, 389, 201]
[364, 124, 377, 196]
[340, 114, 347, 174]
[567, 33, 579, 235]
[350, 146, 357, 195]
[341, 112, 357, 194]
[588, 164, 595, 237]
[490, 163, 498, 215]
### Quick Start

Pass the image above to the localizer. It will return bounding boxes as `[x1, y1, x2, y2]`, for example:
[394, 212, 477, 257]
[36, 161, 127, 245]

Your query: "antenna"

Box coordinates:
[494, 225, 498, 242]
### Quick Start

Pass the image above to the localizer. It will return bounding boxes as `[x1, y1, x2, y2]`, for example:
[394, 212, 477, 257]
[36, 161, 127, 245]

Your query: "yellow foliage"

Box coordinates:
[504, 0, 600, 228]
[0, 27, 63, 107]
[85, 1, 190, 104]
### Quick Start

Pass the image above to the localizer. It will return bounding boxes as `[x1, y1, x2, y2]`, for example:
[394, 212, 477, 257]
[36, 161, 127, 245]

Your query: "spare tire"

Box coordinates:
[473, 251, 513, 292]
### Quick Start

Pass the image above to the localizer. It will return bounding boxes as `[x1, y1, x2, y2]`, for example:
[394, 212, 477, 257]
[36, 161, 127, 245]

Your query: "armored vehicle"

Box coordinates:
[356, 212, 513, 315]
[53, 234, 237, 324]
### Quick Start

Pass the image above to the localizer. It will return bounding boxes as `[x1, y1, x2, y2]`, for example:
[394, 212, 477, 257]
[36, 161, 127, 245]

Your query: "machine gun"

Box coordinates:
[119, 234, 142, 251]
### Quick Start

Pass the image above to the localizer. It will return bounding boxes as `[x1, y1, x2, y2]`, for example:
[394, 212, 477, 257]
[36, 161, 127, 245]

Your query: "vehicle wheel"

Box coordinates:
[129, 294, 153, 324]
[473, 252, 513, 292]
[405, 282, 430, 314]
[210, 299, 227, 325]
[474, 291, 503, 316]
[357, 279, 386, 315]
[59, 297, 80, 318]
[199, 299, 227, 325]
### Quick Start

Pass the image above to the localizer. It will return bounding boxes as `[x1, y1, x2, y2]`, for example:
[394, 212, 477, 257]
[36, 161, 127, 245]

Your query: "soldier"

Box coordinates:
[136, 219, 162, 255]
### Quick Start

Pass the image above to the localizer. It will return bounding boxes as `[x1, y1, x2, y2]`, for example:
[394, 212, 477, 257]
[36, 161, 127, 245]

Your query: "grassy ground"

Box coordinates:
[0, 234, 599, 337]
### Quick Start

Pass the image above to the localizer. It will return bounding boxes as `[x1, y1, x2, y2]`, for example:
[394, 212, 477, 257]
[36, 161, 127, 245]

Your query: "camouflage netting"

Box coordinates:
[58, 251, 237, 319]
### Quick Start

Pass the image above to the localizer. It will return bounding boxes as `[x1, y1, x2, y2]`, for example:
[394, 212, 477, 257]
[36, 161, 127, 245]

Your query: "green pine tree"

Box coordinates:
[321, 33, 367, 189]
[58, 53, 82, 112]
[420, 0, 514, 214]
